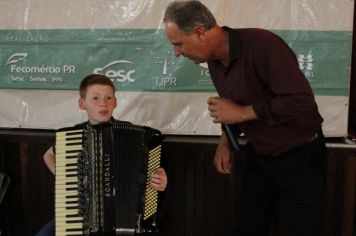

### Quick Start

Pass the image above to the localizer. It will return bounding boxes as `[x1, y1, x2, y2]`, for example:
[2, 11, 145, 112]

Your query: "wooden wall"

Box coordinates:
[0, 129, 355, 236]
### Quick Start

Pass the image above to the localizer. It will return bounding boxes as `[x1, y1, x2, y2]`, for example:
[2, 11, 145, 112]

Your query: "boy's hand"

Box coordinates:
[149, 167, 168, 191]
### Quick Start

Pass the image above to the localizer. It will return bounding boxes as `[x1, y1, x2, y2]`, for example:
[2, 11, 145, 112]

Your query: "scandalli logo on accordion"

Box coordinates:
[103, 153, 111, 197]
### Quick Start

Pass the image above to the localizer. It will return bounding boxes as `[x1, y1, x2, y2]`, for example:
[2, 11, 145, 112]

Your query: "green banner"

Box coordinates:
[0, 29, 351, 96]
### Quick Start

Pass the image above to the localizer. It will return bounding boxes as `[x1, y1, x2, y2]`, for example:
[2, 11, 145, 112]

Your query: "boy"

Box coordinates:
[36, 74, 167, 236]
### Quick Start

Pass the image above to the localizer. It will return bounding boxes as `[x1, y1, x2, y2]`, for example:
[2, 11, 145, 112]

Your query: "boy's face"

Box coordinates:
[79, 84, 117, 125]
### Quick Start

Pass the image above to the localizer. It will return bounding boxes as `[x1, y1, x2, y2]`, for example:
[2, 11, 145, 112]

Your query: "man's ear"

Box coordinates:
[79, 98, 86, 110]
[193, 25, 206, 41]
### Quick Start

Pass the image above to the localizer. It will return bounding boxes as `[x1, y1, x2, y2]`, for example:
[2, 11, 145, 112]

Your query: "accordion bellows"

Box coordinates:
[55, 122, 163, 236]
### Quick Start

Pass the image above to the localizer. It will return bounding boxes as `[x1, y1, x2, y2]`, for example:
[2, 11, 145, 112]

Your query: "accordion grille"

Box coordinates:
[144, 145, 162, 220]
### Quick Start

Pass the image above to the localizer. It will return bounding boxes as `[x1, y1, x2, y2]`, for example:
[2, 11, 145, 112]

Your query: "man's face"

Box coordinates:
[164, 21, 208, 64]
[79, 84, 117, 124]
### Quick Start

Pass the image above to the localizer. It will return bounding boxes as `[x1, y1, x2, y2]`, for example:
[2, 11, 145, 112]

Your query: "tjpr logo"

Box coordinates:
[154, 56, 177, 88]
[93, 60, 136, 83]
[155, 56, 176, 75]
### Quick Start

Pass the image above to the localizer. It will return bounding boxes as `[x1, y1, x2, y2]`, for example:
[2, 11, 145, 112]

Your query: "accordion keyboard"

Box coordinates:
[55, 129, 84, 236]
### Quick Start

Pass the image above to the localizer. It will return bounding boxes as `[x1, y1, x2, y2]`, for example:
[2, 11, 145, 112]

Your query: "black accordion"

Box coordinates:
[55, 122, 163, 236]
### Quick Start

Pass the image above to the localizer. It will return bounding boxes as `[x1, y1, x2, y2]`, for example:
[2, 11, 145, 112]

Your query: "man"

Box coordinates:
[163, 1, 327, 236]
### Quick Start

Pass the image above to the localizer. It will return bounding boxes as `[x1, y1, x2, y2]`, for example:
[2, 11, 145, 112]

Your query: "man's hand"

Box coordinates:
[207, 97, 257, 124]
[213, 133, 232, 174]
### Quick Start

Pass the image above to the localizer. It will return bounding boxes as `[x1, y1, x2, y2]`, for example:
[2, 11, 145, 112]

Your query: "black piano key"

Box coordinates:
[65, 169, 78, 173]
[66, 228, 83, 232]
[66, 200, 78, 204]
[65, 187, 78, 191]
[66, 220, 83, 224]
[66, 174, 78, 177]
[65, 214, 82, 218]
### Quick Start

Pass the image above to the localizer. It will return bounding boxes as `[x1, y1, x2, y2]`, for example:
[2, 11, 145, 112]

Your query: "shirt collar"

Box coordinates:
[222, 26, 240, 62]
[87, 117, 115, 126]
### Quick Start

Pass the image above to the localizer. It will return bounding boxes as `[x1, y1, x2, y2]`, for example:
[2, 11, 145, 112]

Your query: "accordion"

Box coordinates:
[55, 122, 163, 236]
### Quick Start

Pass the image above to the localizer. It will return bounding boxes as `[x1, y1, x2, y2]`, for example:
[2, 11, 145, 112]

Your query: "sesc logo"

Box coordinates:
[93, 60, 136, 83]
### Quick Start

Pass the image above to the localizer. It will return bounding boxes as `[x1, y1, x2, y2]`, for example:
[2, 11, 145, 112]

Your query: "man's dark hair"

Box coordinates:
[163, 1, 216, 34]
[79, 74, 115, 98]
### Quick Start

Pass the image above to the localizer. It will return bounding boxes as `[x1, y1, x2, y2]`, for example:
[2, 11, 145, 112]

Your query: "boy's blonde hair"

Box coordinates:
[79, 74, 115, 98]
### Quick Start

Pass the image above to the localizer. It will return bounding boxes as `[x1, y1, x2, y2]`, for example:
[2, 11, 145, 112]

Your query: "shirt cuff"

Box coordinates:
[252, 102, 274, 126]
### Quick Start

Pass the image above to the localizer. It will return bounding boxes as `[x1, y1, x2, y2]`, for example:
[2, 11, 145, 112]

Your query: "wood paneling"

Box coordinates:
[0, 129, 355, 236]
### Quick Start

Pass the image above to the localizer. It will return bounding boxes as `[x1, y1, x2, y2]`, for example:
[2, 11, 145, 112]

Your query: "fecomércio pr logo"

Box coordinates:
[6, 52, 28, 65]
[5, 52, 75, 84]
